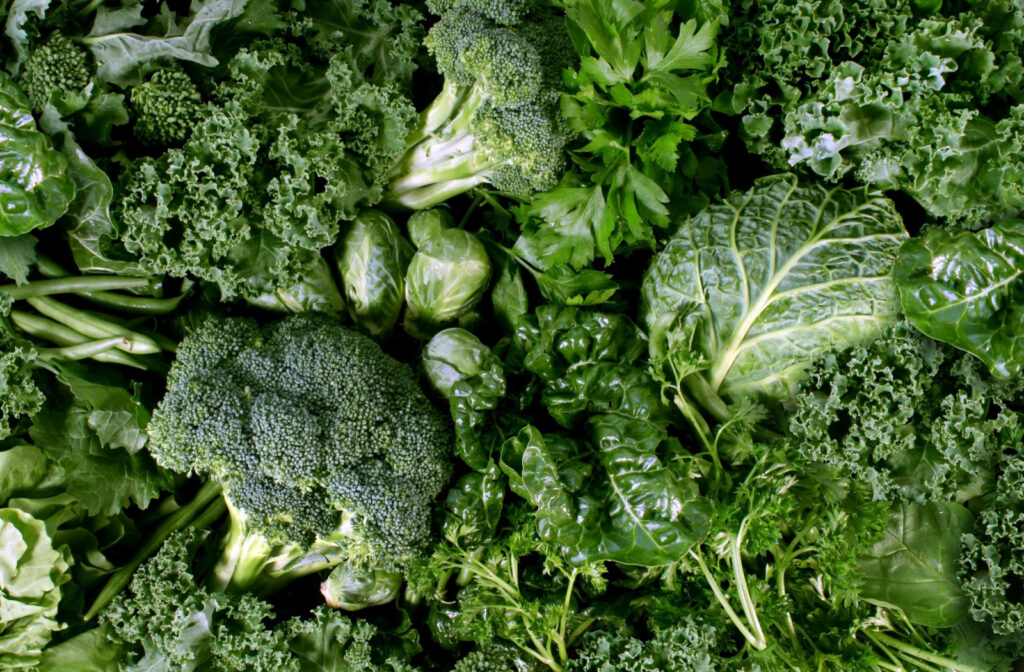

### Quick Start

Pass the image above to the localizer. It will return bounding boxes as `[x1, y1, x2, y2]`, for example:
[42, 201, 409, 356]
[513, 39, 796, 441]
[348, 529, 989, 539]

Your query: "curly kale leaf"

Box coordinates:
[790, 323, 1024, 503]
[116, 6, 419, 300]
[724, 0, 1024, 227]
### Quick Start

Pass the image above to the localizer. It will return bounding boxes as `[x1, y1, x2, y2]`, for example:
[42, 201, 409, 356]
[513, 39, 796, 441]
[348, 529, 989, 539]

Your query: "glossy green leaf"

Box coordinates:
[501, 419, 710, 567]
[859, 501, 972, 628]
[0, 73, 75, 237]
[894, 221, 1024, 379]
[643, 174, 906, 403]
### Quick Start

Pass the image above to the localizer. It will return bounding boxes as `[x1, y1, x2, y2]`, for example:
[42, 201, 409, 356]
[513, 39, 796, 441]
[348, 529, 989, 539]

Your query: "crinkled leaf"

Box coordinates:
[0, 73, 75, 237]
[515, 306, 661, 428]
[859, 501, 972, 628]
[0, 507, 70, 670]
[643, 174, 906, 403]
[501, 420, 710, 567]
[895, 221, 1024, 379]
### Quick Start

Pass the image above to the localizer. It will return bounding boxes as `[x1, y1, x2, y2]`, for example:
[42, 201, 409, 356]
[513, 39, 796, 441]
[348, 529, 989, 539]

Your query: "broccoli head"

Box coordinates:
[130, 69, 204, 146]
[385, 2, 574, 208]
[17, 33, 92, 111]
[146, 313, 453, 592]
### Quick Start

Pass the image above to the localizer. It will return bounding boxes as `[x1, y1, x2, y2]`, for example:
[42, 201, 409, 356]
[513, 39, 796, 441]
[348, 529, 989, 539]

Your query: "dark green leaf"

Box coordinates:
[895, 221, 1024, 379]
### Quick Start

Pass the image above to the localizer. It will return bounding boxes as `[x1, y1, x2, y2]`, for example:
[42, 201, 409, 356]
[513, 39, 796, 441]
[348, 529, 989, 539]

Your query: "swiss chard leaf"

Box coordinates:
[859, 501, 972, 628]
[0, 72, 75, 237]
[501, 420, 710, 567]
[642, 174, 906, 404]
[894, 220, 1024, 379]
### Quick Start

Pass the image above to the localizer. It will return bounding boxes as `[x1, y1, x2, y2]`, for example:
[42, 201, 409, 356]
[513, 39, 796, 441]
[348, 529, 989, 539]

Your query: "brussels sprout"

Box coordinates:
[246, 256, 344, 315]
[404, 230, 491, 338]
[407, 208, 454, 248]
[320, 561, 402, 611]
[334, 210, 414, 336]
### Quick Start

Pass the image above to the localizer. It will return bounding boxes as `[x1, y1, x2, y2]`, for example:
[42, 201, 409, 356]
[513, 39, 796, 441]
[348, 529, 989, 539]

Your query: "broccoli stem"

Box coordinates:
[210, 505, 276, 594]
[85, 480, 225, 620]
[386, 83, 498, 209]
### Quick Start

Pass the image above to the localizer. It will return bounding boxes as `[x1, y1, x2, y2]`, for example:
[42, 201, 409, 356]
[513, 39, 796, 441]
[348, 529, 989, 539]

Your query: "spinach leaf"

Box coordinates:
[895, 220, 1024, 379]
[642, 173, 906, 404]
[859, 501, 972, 628]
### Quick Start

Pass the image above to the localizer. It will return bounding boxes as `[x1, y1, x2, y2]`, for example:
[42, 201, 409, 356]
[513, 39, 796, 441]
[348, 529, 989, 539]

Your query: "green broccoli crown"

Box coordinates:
[386, 4, 574, 207]
[426, 0, 537, 26]
[17, 33, 92, 111]
[147, 313, 453, 559]
[130, 69, 205, 146]
[425, 5, 569, 104]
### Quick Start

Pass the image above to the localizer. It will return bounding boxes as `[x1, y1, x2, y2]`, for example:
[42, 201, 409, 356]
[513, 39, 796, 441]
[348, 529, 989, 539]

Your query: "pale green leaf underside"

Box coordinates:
[643, 173, 907, 401]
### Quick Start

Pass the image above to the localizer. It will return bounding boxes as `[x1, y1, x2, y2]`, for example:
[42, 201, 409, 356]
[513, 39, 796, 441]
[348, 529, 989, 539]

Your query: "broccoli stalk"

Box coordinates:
[210, 498, 348, 595]
[384, 1, 575, 209]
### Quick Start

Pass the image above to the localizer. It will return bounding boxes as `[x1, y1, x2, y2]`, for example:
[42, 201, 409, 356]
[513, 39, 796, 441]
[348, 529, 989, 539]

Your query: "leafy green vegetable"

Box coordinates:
[0, 507, 71, 670]
[423, 328, 507, 469]
[790, 322, 1024, 503]
[0, 71, 75, 236]
[514, 0, 726, 268]
[723, 0, 1024, 228]
[501, 420, 710, 567]
[895, 220, 1024, 379]
[859, 501, 973, 628]
[643, 174, 906, 406]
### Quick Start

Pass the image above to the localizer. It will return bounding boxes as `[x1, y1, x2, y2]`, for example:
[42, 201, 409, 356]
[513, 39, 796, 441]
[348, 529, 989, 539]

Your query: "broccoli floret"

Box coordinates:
[146, 313, 453, 594]
[17, 33, 92, 111]
[385, 3, 574, 209]
[130, 69, 204, 146]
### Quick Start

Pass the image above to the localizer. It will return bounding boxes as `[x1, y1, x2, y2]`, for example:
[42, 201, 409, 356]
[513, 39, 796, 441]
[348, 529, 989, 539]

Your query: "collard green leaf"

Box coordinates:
[859, 501, 972, 628]
[38, 108, 140, 275]
[0, 73, 75, 237]
[894, 221, 1024, 379]
[501, 420, 711, 567]
[86, 0, 248, 87]
[642, 174, 906, 403]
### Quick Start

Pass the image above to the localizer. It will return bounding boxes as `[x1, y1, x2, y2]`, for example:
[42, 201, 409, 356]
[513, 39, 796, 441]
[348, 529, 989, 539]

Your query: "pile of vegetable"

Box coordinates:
[1, 0, 1023, 670]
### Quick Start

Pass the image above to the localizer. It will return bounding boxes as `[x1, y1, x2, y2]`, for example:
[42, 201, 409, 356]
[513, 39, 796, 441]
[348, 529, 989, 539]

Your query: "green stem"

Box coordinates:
[0, 276, 157, 299]
[34, 254, 185, 314]
[689, 549, 765, 650]
[556, 569, 579, 665]
[732, 518, 767, 648]
[866, 631, 984, 672]
[85, 481, 223, 621]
